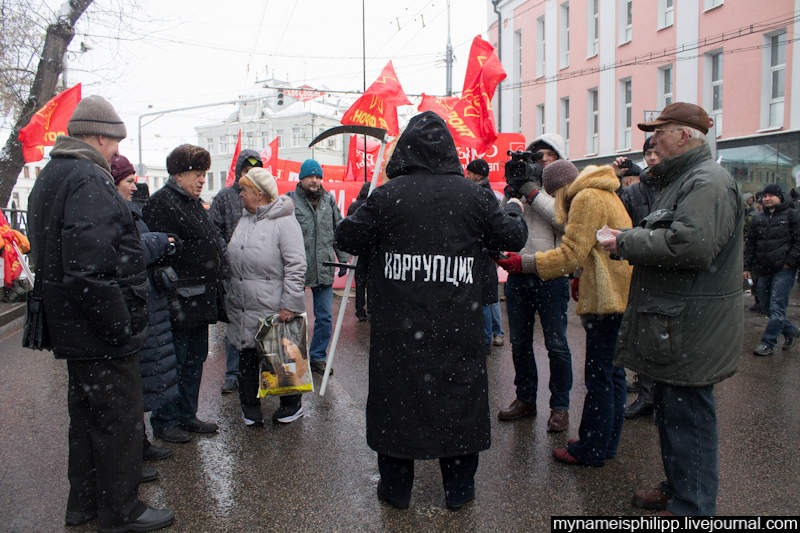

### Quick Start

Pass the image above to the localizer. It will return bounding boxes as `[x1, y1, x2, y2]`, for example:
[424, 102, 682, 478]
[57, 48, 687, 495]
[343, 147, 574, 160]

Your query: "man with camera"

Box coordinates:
[494, 134, 573, 433]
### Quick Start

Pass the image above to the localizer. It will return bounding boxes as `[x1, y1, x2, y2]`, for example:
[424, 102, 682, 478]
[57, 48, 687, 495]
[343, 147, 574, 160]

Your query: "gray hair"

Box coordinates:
[680, 126, 707, 140]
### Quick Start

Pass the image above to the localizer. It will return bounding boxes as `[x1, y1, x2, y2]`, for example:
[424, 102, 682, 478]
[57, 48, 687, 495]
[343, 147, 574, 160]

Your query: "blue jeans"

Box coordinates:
[568, 313, 626, 466]
[310, 285, 333, 363]
[505, 273, 572, 410]
[757, 268, 799, 347]
[482, 302, 505, 344]
[224, 337, 240, 380]
[654, 383, 718, 516]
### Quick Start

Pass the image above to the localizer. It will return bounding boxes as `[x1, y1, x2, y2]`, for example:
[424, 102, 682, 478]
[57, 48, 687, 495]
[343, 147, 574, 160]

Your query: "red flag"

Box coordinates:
[418, 36, 506, 152]
[341, 61, 411, 137]
[18, 84, 82, 163]
[260, 136, 279, 175]
[226, 129, 242, 187]
[344, 134, 382, 181]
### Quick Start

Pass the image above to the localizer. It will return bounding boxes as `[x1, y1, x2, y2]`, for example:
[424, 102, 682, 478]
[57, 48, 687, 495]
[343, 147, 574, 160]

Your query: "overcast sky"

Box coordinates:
[27, 0, 491, 168]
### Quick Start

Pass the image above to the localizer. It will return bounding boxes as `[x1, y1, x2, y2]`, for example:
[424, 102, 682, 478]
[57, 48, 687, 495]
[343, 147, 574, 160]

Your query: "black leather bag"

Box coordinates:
[22, 285, 51, 351]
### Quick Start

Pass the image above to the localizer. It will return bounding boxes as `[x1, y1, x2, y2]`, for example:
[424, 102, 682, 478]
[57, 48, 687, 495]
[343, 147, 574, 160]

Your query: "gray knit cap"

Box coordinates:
[67, 95, 127, 139]
[542, 159, 579, 195]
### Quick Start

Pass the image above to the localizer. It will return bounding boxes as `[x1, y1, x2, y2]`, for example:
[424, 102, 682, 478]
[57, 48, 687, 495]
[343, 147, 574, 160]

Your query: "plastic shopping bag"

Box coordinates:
[254, 313, 313, 397]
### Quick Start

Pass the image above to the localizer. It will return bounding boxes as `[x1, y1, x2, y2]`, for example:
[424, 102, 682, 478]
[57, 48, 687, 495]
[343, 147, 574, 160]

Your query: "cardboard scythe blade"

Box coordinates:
[308, 125, 387, 148]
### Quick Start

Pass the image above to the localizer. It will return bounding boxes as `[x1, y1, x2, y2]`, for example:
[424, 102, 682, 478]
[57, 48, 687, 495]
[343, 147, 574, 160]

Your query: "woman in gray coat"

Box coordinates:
[225, 168, 307, 425]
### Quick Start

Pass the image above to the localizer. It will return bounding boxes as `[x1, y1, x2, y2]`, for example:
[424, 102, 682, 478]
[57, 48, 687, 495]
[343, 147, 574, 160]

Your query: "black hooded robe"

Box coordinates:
[335, 112, 527, 459]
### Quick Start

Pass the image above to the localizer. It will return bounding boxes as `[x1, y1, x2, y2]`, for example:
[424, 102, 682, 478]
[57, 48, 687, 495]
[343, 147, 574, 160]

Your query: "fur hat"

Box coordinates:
[466, 158, 490, 177]
[241, 167, 278, 200]
[762, 184, 785, 202]
[542, 159, 579, 195]
[166, 144, 211, 175]
[110, 154, 136, 184]
[67, 95, 127, 139]
[299, 159, 323, 179]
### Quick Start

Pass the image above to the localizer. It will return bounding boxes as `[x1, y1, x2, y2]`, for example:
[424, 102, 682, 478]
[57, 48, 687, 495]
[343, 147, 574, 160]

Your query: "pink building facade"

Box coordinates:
[489, 0, 800, 194]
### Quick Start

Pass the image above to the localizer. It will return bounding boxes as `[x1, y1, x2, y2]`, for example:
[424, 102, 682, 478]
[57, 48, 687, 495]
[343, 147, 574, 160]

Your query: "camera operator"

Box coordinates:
[494, 134, 574, 433]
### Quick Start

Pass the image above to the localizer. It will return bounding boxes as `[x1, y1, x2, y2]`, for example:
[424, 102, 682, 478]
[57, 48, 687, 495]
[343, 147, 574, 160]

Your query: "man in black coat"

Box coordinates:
[209, 149, 262, 394]
[335, 111, 528, 511]
[27, 96, 173, 531]
[618, 136, 661, 418]
[465, 158, 506, 350]
[744, 184, 800, 356]
[143, 144, 224, 443]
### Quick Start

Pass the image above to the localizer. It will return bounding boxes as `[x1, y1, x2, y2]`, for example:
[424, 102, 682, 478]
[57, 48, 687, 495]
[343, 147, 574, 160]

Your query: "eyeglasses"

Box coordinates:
[652, 128, 683, 137]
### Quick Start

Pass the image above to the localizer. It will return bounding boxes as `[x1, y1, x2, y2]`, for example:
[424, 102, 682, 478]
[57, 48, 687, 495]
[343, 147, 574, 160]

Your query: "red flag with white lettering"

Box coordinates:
[418, 36, 506, 152]
[341, 61, 411, 137]
[344, 134, 382, 181]
[260, 136, 279, 174]
[226, 129, 242, 186]
[18, 84, 82, 163]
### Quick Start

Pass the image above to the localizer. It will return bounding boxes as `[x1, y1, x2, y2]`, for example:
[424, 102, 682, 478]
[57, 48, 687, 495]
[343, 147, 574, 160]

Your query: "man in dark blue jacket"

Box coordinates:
[744, 184, 800, 356]
[27, 96, 173, 532]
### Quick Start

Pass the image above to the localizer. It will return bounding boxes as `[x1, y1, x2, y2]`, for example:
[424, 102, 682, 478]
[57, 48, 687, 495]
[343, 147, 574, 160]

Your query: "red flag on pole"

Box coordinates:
[18, 83, 82, 163]
[260, 136, 279, 175]
[418, 36, 506, 152]
[341, 61, 411, 137]
[344, 134, 382, 181]
[226, 129, 242, 187]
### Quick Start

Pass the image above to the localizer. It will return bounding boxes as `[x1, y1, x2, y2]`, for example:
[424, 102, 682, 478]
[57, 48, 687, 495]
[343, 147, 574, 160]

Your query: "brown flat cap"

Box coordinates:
[637, 102, 711, 135]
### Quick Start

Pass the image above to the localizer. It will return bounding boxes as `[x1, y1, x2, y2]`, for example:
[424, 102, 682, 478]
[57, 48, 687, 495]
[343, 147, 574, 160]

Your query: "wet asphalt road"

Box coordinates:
[1, 290, 799, 532]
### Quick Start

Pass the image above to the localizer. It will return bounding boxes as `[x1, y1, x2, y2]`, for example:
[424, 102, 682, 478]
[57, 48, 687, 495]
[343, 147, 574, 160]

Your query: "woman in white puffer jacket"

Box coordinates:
[225, 167, 307, 426]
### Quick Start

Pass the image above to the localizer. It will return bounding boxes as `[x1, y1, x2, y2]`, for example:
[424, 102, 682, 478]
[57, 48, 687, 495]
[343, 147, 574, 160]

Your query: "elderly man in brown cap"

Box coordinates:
[599, 102, 743, 516]
[27, 95, 174, 532]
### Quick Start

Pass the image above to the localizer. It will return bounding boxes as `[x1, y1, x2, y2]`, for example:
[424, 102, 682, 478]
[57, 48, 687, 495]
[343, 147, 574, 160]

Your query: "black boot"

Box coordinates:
[625, 395, 654, 418]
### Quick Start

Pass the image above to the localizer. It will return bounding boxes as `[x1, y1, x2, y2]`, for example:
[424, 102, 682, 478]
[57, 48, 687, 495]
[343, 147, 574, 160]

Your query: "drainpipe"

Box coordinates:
[492, 0, 503, 131]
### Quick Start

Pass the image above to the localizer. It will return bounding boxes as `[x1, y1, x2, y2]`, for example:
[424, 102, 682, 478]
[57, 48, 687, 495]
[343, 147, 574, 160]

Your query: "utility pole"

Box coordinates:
[445, 0, 453, 96]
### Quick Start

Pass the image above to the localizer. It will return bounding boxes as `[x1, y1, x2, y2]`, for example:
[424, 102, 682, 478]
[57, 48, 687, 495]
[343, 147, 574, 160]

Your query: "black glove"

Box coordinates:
[504, 183, 522, 199]
[338, 267, 348, 277]
[166, 234, 183, 255]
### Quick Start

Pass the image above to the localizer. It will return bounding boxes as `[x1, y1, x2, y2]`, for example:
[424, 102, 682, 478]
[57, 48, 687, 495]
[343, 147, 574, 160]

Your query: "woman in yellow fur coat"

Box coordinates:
[497, 161, 633, 466]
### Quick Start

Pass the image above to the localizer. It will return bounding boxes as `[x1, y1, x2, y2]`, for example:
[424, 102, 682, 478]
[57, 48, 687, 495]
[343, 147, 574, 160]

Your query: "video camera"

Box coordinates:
[505, 150, 544, 183]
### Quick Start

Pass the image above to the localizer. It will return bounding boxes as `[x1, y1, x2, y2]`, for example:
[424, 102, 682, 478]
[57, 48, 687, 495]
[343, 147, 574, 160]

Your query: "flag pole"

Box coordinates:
[319, 137, 388, 396]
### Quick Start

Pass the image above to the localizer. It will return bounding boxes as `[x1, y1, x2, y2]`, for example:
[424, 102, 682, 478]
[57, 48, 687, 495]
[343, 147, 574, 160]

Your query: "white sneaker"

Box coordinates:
[274, 405, 305, 424]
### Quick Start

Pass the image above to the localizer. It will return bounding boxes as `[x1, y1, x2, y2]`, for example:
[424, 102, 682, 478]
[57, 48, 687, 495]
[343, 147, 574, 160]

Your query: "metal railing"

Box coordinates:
[2, 209, 28, 234]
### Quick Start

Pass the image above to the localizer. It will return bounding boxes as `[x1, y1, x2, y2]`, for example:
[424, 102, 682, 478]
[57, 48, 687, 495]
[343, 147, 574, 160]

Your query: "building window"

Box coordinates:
[559, 2, 570, 68]
[220, 171, 227, 185]
[276, 129, 285, 146]
[219, 136, 228, 153]
[292, 127, 303, 147]
[766, 31, 786, 128]
[587, 0, 599, 57]
[658, 0, 674, 29]
[704, 0, 723, 10]
[560, 97, 570, 157]
[705, 51, 723, 136]
[35, 167, 41, 177]
[619, 78, 632, 149]
[587, 88, 599, 154]
[206, 137, 215, 153]
[536, 104, 545, 137]
[23, 166, 29, 179]
[619, 0, 632, 44]
[659, 65, 673, 108]
[536, 16, 546, 78]
[207, 172, 214, 191]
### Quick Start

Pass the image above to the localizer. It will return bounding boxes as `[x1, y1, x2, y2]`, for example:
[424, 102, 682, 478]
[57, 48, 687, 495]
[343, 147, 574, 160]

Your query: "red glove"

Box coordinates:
[570, 277, 580, 302]
[495, 252, 522, 273]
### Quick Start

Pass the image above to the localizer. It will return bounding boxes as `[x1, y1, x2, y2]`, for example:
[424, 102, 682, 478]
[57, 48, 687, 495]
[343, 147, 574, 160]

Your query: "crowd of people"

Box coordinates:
[26, 94, 773, 529]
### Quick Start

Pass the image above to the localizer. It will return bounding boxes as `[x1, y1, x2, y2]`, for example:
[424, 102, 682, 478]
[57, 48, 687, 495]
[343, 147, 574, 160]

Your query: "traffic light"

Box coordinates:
[277, 90, 284, 106]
